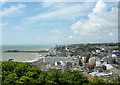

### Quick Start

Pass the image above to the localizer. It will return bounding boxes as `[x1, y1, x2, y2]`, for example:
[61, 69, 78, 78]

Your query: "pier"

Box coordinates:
[4, 50, 49, 53]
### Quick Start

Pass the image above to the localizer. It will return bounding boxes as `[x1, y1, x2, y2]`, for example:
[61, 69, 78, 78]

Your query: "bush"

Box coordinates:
[2, 59, 117, 85]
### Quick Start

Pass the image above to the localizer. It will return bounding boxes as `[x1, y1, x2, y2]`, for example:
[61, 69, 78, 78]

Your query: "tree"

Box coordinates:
[58, 70, 89, 85]
[2, 59, 119, 85]
[89, 76, 108, 85]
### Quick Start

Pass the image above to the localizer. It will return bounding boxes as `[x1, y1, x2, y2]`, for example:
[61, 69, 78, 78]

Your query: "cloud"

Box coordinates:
[108, 32, 114, 38]
[51, 29, 62, 34]
[25, 3, 93, 22]
[70, 0, 118, 43]
[0, 23, 5, 27]
[0, 23, 5, 31]
[47, 36, 62, 44]
[17, 2, 93, 32]
[40, 0, 119, 2]
[69, 35, 73, 39]
[0, 3, 26, 16]
[0, 0, 8, 5]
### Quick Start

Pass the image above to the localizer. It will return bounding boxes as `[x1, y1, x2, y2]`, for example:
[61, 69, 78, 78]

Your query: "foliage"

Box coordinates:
[2, 59, 118, 85]
[89, 76, 107, 83]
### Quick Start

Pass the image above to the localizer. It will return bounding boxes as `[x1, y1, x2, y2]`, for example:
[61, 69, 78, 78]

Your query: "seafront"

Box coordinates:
[2, 43, 120, 84]
[4, 50, 49, 53]
[3, 43, 120, 80]
[2, 45, 52, 62]
[22, 43, 120, 81]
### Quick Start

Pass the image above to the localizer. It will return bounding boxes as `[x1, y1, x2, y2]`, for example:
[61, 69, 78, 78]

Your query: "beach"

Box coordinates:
[1, 45, 53, 62]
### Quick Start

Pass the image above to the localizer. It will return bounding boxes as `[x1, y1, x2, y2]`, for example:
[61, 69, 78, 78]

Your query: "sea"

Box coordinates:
[0, 45, 54, 62]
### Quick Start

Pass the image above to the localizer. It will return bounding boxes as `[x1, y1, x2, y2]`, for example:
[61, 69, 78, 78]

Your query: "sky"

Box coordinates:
[0, 0, 119, 45]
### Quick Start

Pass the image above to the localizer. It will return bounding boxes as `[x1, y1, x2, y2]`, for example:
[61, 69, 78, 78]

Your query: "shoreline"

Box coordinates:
[2, 52, 44, 62]
[2, 45, 52, 62]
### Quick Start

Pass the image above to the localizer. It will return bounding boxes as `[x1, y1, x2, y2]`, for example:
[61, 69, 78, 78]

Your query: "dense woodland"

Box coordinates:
[1, 59, 120, 85]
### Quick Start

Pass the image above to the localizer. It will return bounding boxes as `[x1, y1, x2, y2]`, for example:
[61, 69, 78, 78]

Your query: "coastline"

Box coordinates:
[2, 45, 52, 62]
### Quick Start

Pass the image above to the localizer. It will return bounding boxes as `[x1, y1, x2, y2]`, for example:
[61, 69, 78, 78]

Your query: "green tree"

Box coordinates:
[89, 76, 108, 85]
[2, 59, 119, 85]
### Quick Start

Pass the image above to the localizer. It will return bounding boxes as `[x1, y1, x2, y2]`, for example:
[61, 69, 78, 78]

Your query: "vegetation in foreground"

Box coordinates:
[1, 59, 120, 85]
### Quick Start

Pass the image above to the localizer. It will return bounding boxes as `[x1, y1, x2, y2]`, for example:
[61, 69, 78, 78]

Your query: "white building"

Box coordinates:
[82, 56, 87, 63]
[89, 57, 96, 65]
[96, 50, 100, 53]
[45, 57, 79, 66]
[89, 72, 109, 76]
[104, 64, 113, 70]
[96, 61, 102, 66]
[55, 61, 65, 66]
[35, 62, 51, 70]
[112, 54, 117, 57]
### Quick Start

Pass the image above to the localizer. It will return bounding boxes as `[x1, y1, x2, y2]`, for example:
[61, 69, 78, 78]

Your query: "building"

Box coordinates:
[96, 61, 102, 66]
[45, 57, 79, 66]
[104, 64, 113, 70]
[89, 72, 109, 77]
[89, 57, 96, 66]
[34, 62, 51, 70]
[55, 61, 65, 66]
[112, 51, 120, 57]
[82, 56, 87, 63]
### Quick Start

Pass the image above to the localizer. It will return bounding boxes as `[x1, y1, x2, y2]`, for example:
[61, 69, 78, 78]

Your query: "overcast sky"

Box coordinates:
[0, 0, 118, 45]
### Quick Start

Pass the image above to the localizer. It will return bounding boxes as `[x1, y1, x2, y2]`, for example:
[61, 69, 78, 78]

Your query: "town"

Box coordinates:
[28, 43, 120, 82]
